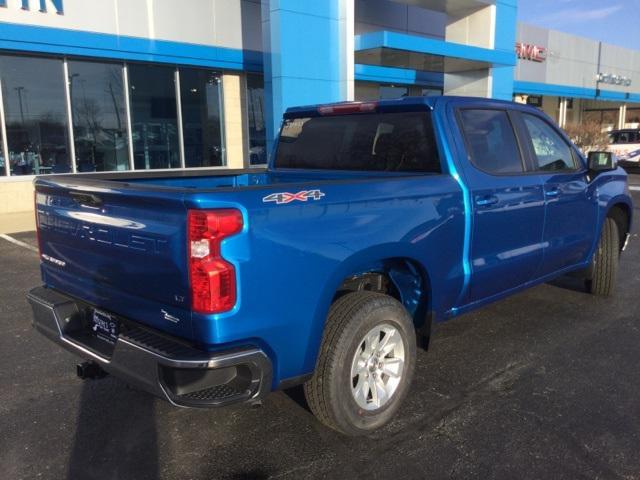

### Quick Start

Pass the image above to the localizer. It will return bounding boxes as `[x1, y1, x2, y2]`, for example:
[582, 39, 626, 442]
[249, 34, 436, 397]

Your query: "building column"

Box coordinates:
[558, 97, 568, 128]
[443, 1, 517, 100]
[261, 0, 354, 156]
[618, 103, 627, 129]
[491, 0, 517, 100]
[221, 73, 249, 169]
[444, 5, 494, 97]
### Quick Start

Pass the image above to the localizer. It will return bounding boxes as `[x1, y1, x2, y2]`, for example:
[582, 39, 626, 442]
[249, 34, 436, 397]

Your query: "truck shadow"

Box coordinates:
[546, 274, 590, 294]
[67, 379, 159, 480]
[281, 384, 312, 412]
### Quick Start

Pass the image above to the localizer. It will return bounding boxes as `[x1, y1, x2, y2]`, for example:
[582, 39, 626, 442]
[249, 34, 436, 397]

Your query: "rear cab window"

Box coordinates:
[458, 109, 524, 175]
[275, 112, 441, 173]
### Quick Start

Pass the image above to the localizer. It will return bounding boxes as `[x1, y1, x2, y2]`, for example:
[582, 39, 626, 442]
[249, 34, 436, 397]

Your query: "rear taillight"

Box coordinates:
[187, 209, 243, 314]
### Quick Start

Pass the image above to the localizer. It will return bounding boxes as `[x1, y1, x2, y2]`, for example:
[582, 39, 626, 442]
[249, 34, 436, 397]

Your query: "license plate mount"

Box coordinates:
[91, 309, 119, 345]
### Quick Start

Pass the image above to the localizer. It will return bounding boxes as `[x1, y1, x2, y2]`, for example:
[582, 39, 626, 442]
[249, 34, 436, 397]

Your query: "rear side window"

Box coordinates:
[275, 112, 441, 172]
[522, 114, 576, 171]
[609, 131, 640, 144]
[459, 109, 523, 174]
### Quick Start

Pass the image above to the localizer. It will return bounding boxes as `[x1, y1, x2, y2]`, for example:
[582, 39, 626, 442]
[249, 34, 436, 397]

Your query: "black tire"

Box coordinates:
[303, 291, 416, 436]
[587, 217, 620, 296]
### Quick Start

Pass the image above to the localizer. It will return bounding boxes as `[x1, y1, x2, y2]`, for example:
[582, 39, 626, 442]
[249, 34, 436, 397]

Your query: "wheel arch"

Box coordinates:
[336, 257, 430, 310]
[327, 252, 434, 350]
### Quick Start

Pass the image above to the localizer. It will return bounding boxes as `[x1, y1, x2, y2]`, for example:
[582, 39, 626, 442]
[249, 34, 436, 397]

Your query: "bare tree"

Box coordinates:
[563, 122, 610, 154]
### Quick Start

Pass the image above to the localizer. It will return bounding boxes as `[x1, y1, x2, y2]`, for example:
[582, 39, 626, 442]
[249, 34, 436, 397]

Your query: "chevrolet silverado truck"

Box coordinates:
[28, 96, 633, 436]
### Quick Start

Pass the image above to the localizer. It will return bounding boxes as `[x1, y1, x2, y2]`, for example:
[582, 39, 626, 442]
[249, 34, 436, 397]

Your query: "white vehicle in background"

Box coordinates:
[608, 129, 640, 170]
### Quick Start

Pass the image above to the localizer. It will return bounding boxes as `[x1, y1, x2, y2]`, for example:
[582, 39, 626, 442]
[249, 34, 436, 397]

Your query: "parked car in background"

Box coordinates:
[608, 129, 640, 170]
[28, 96, 633, 436]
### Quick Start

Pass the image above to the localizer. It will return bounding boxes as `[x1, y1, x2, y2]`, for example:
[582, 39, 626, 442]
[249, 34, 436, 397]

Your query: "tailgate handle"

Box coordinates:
[70, 192, 103, 208]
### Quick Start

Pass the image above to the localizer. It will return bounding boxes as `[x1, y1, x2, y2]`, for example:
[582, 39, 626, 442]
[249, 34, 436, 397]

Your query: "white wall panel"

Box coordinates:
[0, 0, 263, 51]
[115, 0, 151, 38]
[514, 23, 548, 83]
[445, 4, 493, 49]
[153, 0, 215, 46]
[517, 23, 640, 93]
[599, 43, 637, 93]
[213, 0, 261, 51]
[444, 69, 490, 97]
[1, 0, 119, 34]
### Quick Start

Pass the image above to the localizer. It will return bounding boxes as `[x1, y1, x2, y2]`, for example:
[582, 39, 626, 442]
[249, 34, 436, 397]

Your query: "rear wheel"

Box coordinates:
[587, 217, 620, 296]
[304, 291, 416, 436]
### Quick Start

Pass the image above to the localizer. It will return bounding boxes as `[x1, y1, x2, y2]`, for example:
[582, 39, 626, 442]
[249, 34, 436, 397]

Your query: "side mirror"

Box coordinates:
[588, 151, 616, 174]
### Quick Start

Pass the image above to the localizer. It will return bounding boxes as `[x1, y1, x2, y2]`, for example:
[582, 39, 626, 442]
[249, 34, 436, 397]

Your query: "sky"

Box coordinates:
[517, 0, 640, 49]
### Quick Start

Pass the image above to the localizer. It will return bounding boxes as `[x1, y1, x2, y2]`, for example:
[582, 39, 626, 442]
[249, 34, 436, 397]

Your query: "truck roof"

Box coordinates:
[609, 128, 640, 134]
[283, 95, 527, 118]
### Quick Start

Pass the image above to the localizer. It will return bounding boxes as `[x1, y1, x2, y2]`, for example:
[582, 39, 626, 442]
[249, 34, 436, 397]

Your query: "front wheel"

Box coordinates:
[304, 291, 416, 436]
[586, 217, 620, 296]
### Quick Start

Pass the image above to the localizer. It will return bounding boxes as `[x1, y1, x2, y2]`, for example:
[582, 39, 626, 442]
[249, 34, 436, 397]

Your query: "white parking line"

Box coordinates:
[0, 233, 38, 253]
[630, 186, 640, 191]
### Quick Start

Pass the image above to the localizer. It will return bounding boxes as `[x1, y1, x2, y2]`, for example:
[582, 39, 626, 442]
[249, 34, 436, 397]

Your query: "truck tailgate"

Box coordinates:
[34, 179, 193, 340]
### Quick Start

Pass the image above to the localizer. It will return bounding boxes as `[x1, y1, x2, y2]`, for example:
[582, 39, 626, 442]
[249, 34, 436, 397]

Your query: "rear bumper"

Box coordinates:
[27, 286, 272, 408]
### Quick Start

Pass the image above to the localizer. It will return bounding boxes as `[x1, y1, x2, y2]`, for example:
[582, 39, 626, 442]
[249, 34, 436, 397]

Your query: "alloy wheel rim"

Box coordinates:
[350, 323, 405, 411]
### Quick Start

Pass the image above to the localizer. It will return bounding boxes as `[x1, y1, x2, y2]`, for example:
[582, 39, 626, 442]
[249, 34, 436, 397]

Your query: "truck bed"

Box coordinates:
[34, 166, 446, 346]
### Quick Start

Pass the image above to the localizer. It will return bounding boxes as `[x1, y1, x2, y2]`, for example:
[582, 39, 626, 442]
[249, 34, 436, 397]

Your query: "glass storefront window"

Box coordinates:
[0, 55, 71, 175]
[246, 74, 266, 165]
[179, 68, 224, 168]
[355, 48, 445, 72]
[420, 88, 442, 97]
[355, 82, 443, 102]
[68, 60, 130, 172]
[379, 85, 408, 99]
[0, 54, 230, 175]
[128, 64, 180, 170]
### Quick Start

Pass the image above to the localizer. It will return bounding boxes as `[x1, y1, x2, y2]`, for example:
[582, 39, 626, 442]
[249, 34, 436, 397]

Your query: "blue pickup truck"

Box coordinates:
[28, 96, 632, 435]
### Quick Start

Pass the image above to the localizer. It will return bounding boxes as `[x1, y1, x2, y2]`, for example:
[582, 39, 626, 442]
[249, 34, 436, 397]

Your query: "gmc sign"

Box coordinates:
[516, 42, 546, 63]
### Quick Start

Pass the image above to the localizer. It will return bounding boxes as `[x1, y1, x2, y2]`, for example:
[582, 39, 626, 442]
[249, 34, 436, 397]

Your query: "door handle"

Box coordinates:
[475, 195, 499, 207]
[545, 188, 560, 197]
[70, 192, 103, 207]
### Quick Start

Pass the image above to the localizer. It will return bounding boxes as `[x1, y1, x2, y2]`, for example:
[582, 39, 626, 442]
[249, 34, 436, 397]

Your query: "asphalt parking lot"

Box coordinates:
[1, 175, 640, 480]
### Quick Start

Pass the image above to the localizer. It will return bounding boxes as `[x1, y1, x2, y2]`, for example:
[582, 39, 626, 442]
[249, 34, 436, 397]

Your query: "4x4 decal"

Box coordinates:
[263, 190, 325, 205]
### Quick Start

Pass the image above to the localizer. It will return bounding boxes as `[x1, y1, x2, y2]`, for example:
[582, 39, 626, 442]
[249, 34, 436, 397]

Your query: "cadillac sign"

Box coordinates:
[597, 72, 632, 87]
[516, 42, 546, 63]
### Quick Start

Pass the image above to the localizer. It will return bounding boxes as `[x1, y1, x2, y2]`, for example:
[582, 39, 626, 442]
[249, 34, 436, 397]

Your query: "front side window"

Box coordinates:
[459, 109, 523, 174]
[275, 112, 440, 172]
[0, 55, 71, 175]
[128, 64, 180, 170]
[68, 60, 130, 172]
[522, 114, 576, 171]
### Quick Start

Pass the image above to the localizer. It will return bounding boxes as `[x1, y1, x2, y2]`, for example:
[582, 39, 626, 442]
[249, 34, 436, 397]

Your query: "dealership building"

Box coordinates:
[0, 0, 639, 226]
